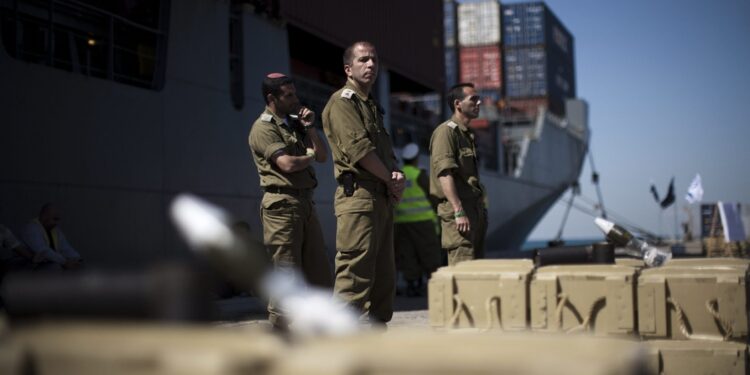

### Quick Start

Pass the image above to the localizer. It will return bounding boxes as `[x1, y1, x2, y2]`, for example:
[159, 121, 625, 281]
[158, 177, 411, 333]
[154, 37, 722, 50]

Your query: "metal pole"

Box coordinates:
[588, 150, 606, 219]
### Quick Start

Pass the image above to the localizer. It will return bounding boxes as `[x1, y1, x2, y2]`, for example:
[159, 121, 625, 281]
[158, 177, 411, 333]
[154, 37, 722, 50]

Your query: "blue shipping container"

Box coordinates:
[502, 2, 574, 61]
[504, 45, 575, 99]
[445, 47, 458, 89]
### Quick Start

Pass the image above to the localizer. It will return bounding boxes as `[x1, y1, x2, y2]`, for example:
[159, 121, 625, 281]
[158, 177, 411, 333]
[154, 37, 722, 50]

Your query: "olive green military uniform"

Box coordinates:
[429, 116, 488, 265]
[248, 107, 333, 327]
[322, 82, 397, 323]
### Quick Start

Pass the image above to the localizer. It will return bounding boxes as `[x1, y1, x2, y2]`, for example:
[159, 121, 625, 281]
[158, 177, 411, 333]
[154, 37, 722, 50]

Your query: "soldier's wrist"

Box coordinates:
[453, 210, 466, 219]
[306, 148, 316, 158]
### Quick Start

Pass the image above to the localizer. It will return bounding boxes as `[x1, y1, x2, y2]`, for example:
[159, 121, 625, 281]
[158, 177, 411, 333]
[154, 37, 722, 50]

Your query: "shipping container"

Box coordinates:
[445, 47, 458, 89]
[444, 0, 457, 48]
[503, 45, 575, 100]
[502, 2, 574, 61]
[457, 0, 501, 47]
[459, 45, 502, 89]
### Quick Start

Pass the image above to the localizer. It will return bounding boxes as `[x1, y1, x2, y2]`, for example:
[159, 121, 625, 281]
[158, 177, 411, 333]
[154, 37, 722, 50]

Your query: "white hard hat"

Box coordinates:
[401, 143, 419, 160]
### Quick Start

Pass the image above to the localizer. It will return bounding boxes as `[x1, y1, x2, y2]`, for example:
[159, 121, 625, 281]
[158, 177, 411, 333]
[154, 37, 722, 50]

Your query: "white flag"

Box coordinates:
[684, 173, 703, 204]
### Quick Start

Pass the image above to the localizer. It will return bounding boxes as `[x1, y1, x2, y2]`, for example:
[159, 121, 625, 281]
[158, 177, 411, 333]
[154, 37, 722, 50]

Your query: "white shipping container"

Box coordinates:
[458, 0, 501, 47]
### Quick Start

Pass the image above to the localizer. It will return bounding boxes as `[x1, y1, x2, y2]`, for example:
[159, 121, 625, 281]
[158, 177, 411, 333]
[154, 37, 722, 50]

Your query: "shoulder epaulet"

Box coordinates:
[341, 89, 355, 99]
[447, 121, 458, 129]
[260, 113, 274, 123]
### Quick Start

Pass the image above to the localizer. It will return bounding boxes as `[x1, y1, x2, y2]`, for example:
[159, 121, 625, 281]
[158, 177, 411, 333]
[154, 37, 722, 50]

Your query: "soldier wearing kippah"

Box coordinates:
[248, 73, 332, 331]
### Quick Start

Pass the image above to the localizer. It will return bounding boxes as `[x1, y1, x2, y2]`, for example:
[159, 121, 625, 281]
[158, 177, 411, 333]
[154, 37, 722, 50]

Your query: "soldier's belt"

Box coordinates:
[264, 186, 313, 197]
[351, 179, 388, 194]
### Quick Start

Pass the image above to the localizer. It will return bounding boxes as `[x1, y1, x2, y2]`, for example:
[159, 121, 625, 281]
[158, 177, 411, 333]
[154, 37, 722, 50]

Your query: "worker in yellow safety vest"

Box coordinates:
[394, 143, 441, 297]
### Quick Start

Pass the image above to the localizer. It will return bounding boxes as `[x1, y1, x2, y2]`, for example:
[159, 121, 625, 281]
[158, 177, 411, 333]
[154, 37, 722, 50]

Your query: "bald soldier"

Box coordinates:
[248, 73, 332, 330]
[429, 83, 488, 265]
[322, 41, 405, 326]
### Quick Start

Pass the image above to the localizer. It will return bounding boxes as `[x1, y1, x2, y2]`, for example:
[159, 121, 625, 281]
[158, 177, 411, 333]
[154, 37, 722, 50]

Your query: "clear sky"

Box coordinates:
[527, 0, 750, 240]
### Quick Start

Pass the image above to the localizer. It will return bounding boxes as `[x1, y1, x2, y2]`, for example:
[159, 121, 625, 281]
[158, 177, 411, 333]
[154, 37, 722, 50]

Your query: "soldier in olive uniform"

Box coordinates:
[429, 83, 488, 265]
[322, 41, 405, 325]
[248, 73, 332, 329]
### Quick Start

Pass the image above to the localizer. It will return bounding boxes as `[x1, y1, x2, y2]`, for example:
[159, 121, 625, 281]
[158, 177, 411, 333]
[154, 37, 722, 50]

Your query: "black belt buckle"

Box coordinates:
[342, 173, 356, 197]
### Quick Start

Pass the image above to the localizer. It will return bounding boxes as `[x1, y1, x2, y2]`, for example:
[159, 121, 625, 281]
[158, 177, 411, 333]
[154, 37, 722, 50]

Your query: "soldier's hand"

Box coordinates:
[455, 216, 470, 233]
[390, 171, 405, 198]
[298, 107, 315, 128]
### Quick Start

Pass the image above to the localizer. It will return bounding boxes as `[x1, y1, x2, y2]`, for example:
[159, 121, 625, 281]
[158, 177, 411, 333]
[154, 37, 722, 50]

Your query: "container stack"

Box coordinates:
[501, 2, 575, 117]
[456, 0, 503, 115]
[443, 0, 458, 90]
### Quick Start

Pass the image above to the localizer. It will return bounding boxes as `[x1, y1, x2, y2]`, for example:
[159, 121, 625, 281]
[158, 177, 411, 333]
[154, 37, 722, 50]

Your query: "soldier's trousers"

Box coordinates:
[260, 192, 333, 327]
[438, 197, 487, 266]
[395, 220, 441, 281]
[333, 183, 395, 323]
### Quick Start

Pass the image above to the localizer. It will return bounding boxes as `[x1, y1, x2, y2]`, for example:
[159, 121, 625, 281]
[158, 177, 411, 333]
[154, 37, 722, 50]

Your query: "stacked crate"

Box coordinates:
[501, 2, 575, 117]
[638, 258, 749, 374]
[428, 257, 750, 374]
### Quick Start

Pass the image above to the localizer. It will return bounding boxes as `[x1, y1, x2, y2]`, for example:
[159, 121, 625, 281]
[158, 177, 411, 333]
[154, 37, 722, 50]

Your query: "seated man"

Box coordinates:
[1, 223, 44, 277]
[23, 203, 82, 270]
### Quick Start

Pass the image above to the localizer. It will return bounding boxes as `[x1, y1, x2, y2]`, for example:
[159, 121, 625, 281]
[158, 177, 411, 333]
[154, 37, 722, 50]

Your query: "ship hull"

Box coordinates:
[0, 1, 586, 268]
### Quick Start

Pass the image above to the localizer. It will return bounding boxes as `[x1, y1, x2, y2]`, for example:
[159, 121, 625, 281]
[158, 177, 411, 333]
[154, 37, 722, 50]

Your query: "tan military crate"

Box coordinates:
[663, 257, 750, 270]
[615, 257, 646, 269]
[638, 266, 748, 341]
[454, 258, 535, 268]
[644, 340, 748, 375]
[530, 265, 638, 336]
[428, 259, 534, 330]
[274, 331, 648, 375]
[4, 323, 284, 375]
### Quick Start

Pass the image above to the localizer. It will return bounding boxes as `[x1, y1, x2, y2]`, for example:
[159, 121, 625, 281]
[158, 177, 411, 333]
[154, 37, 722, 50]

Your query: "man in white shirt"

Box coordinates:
[1, 223, 43, 276]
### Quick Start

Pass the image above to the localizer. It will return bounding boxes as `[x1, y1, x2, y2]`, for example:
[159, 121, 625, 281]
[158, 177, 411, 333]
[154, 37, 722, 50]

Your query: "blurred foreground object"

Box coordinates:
[595, 217, 671, 267]
[1, 262, 213, 322]
[0, 323, 283, 375]
[274, 331, 648, 375]
[170, 194, 357, 337]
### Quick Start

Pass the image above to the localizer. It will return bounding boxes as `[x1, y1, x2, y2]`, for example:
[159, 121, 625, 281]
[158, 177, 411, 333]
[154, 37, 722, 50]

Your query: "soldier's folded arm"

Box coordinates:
[271, 148, 314, 173]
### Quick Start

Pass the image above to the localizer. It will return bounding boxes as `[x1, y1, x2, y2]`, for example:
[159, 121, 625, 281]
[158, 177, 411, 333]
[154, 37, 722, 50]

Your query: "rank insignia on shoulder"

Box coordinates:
[260, 113, 274, 122]
[447, 121, 458, 129]
[341, 89, 355, 99]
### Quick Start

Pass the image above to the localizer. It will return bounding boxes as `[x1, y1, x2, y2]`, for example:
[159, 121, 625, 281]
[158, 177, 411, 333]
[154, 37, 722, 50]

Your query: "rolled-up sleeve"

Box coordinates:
[329, 98, 375, 164]
[249, 123, 287, 162]
[431, 126, 458, 176]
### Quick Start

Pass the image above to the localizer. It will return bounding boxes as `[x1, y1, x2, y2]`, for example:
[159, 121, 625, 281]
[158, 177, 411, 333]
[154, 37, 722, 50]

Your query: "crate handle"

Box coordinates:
[667, 297, 728, 341]
[449, 294, 472, 328]
[482, 296, 503, 332]
[706, 299, 734, 340]
[567, 296, 606, 334]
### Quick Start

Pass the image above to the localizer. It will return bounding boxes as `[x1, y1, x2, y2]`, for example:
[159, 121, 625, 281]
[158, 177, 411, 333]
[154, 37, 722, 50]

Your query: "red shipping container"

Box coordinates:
[459, 45, 502, 90]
